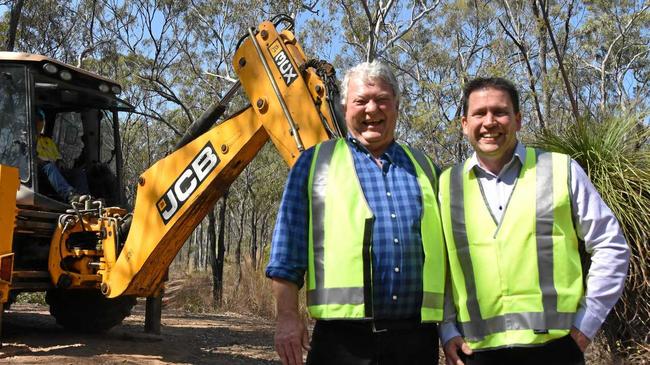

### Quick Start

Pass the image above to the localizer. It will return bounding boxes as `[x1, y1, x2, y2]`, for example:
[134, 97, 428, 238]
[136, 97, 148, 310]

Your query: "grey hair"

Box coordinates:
[340, 61, 400, 107]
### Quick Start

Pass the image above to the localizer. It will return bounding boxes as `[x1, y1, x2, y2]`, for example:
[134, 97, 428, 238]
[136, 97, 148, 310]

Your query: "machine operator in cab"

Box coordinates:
[35, 108, 90, 204]
[266, 61, 447, 365]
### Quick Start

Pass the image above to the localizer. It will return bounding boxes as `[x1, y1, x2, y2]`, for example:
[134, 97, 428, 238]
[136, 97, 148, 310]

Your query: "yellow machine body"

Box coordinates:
[0, 165, 19, 303]
[96, 21, 340, 298]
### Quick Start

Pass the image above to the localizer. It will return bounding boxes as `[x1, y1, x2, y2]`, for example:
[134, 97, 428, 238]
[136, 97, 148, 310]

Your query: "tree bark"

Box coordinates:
[235, 199, 245, 284]
[207, 210, 218, 305]
[497, 16, 545, 128]
[185, 230, 192, 273]
[210, 192, 228, 305]
[5, 0, 25, 52]
[249, 208, 257, 270]
[532, 0, 551, 123]
[540, 0, 580, 122]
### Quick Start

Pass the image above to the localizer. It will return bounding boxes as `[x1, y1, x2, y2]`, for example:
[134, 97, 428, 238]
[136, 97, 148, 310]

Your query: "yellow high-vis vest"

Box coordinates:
[306, 138, 446, 322]
[37, 135, 62, 162]
[439, 148, 583, 350]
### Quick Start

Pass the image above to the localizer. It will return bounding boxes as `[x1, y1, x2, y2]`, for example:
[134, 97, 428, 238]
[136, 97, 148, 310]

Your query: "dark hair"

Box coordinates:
[462, 77, 519, 116]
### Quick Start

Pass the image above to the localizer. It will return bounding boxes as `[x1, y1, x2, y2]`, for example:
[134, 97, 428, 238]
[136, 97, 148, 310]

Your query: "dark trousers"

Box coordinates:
[306, 320, 439, 365]
[462, 335, 585, 365]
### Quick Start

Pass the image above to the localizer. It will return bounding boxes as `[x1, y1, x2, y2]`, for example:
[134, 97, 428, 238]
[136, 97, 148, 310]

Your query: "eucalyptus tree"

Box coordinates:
[3, 0, 24, 51]
[3, 0, 100, 63]
[574, 0, 650, 116]
[496, 0, 650, 126]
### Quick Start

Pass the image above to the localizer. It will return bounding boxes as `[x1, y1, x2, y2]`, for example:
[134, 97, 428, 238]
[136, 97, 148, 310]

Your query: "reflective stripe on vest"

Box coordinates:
[307, 139, 446, 321]
[442, 148, 581, 348]
[401, 145, 446, 320]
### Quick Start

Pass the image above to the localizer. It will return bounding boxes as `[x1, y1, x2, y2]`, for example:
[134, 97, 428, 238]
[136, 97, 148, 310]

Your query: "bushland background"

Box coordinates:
[1, 0, 648, 363]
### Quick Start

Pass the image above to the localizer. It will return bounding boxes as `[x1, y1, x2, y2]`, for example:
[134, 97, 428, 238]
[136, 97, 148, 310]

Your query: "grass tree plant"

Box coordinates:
[529, 116, 650, 362]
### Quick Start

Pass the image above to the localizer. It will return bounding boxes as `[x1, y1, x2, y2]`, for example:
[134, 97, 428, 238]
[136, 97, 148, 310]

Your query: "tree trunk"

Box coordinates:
[249, 208, 257, 270]
[540, 0, 580, 122]
[186, 231, 192, 273]
[193, 222, 202, 270]
[201, 218, 206, 270]
[235, 199, 245, 284]
[5, 0, 25, 52]
[207, 210, 217, 306]
[258, 212, 270, 269]
[225, 210, 231, 255]
[212, 191, 228, 305]
[497, 16, 545, 128]
[532, 0, 552, 124]
[235, 237, 242, 284]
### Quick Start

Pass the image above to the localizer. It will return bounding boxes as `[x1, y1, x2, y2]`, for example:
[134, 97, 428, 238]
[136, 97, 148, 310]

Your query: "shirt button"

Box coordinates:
[394, 267, 400, 273]
[391, 213, 396, 219]
[392, 295, 398, 301]
[499, 206, 503, 210]
[386, 191, 391, 197]
[497, 178, 501, 183]
[393, 238, 399, 244]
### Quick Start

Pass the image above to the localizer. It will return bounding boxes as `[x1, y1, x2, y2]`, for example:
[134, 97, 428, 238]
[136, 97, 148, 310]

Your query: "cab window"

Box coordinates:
[0, 65, 29, 181]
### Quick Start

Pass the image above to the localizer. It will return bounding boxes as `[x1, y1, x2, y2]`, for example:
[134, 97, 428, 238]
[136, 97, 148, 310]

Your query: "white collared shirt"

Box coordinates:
[440, 142, 630, 344]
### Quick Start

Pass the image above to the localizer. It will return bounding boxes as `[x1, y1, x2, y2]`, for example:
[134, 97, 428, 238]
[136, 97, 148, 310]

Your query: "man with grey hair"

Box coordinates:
[266, 60, 447, 365]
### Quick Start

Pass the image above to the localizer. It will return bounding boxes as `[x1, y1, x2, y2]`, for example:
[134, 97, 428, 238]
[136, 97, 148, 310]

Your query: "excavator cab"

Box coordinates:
[0, 53, 132, 212]
[0, 53, 137, 332]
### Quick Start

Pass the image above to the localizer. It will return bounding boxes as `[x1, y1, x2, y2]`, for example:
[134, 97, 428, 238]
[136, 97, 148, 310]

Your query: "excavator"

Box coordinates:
[0, 15, 345, 339]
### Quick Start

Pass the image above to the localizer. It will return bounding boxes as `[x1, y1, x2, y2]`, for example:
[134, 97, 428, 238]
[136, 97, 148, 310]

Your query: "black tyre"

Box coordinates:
[45, 289, 136, 332]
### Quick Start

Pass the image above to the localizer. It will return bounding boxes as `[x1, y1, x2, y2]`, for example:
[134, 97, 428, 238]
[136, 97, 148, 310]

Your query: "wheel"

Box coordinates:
[46, 289, 136, 332]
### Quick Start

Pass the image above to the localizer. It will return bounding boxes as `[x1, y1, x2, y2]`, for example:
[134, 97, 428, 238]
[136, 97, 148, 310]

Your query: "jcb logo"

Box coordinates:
[157, 142, 220, 224]
[268, 40, 297, 86]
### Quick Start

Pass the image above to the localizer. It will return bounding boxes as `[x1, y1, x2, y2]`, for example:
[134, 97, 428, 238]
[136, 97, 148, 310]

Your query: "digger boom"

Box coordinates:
[98, 21, 343, 298]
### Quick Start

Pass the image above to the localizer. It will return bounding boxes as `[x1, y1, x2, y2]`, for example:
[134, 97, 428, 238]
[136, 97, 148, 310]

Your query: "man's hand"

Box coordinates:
[443, 336, 472, 365]
[274, 311, 310, 365]
[570, 327, 590, 352]
[271, 278, 310, 365]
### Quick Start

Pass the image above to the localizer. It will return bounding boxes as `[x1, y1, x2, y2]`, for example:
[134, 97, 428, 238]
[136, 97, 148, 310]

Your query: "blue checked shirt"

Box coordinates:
[266, 136, 433, 320]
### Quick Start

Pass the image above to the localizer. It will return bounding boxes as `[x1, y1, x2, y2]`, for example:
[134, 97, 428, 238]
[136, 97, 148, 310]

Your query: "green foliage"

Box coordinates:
[529, 115, 650, 357]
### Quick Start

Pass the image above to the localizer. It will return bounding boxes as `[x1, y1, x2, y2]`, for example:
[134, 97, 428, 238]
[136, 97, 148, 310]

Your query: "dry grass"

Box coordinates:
[165, 258, 279, 319]
[586, 333, 650, 365]
[219, 259, 277, 319]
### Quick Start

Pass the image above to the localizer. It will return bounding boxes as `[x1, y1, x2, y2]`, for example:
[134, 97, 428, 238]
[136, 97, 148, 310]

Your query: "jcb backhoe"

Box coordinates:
[0, 16, 344, 338]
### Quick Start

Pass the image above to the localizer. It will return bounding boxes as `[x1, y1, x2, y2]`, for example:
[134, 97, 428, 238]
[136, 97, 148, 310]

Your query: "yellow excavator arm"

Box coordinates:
[96, 20, 345, 298]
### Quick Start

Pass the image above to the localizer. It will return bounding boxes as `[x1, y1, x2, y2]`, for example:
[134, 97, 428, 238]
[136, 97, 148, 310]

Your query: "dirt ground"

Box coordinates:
[0, 302, 625, 364]
[0, 302, 281, 364]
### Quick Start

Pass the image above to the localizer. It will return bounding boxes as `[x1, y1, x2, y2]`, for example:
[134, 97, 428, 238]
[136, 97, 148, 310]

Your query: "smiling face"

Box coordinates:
[344, 76, 398, 157]
[462, 87, 521, 174]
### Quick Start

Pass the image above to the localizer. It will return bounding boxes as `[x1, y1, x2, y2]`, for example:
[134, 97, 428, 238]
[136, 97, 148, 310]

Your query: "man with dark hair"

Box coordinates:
[266, 61, 446, 365]
[439, 77, 630, 365]
[461, 77, 520, 116]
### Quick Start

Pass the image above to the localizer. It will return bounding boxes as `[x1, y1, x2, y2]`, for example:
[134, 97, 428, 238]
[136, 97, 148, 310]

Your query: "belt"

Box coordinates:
[316, 319, 436, 333]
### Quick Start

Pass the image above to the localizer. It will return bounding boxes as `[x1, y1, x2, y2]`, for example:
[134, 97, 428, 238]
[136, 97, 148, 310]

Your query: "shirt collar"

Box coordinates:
[465, 141, 526, 175]
[346, 134, 397, 164]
